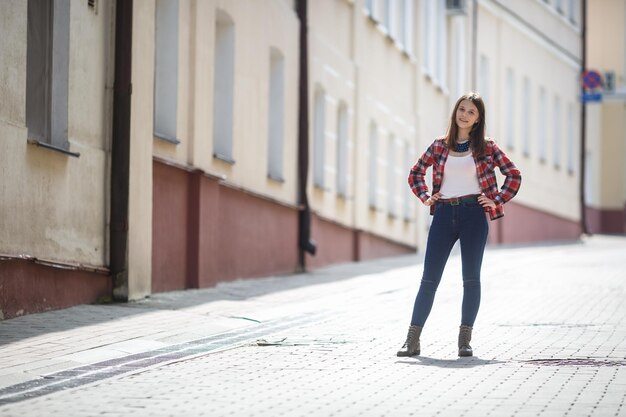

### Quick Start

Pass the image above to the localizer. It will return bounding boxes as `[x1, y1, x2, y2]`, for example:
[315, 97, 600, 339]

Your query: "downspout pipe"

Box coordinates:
[296, 0, 317, 271]
[110, 0, 133, 300]
[579, 0, 589, 235]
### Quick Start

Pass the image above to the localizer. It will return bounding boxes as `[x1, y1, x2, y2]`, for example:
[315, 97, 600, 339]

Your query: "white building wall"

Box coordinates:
[478, 0, 582, 223]
[152, 0, 300, 208]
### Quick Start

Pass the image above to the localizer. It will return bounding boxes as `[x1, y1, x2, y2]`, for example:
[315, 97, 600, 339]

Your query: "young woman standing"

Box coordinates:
[397, 92, 521, 357]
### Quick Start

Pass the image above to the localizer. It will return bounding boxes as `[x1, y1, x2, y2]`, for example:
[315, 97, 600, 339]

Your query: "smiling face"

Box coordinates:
[455, 99, 480, 133]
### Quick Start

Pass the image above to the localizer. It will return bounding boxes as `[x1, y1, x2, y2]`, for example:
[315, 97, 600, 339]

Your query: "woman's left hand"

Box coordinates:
[478, 195, 496, 210]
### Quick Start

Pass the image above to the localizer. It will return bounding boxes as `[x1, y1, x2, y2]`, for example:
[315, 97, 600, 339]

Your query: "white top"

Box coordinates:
[439, 154, 482, 198]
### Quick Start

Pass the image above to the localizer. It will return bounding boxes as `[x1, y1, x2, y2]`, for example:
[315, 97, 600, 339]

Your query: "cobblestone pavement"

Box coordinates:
[1, 235, 626, 416]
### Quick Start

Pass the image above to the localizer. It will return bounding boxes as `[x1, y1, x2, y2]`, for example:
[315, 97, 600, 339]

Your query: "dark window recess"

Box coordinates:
[26, 0, 77, 157]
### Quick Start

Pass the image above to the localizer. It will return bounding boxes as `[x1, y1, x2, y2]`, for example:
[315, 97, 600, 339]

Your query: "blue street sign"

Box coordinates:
[581, 92, 602, 103]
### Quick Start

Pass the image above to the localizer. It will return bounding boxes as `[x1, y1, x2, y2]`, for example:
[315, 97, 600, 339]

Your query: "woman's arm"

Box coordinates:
[408, 142, 437, 204]
[492, 142, 522, 205]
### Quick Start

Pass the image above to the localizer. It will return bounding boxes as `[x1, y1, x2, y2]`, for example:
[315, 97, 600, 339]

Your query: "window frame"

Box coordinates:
[26, 0, 79, 157]
[154, 0, 181, 145]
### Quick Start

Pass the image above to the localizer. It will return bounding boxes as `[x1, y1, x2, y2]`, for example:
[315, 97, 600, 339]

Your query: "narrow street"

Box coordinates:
[1, 235, 626, 416]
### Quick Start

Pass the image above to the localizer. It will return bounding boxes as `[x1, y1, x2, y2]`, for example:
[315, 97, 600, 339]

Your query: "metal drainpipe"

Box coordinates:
[110, 0, 133, 300]
[296, 0, 317, 271]
[579, 0, 589, 235]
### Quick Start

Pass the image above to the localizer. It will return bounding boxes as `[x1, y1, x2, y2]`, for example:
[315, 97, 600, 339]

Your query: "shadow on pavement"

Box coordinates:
[0, 254, 421, 345]
[397, 356, 507, 368]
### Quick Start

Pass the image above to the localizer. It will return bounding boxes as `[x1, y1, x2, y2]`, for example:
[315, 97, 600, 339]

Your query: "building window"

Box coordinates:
[213, 10, 235, 163]
[365, 0, 375, 19]
[384, 0, 393, 36]
[553, 95, 561, 169]
[268, 48, 285, 181]
[451, 16, 466, 100]
[402, 0, 414, 55]
[403, 141, 412, 221]
[478, 54, 489, 107]
[336, 103, 349, 198]
[505, 68, 515, 150]
[568, 0, 579, 25]
[368, 122, 378, 209]
[435, 0, 447, 89]
[556, 0, 564, 14]
[422, 0, 447, 87]
[387, 134, 396, 216]
[422, 0, 433, 76]
[26, 0, 74, 155]
[538, 87, 547, 163]
[394, 0, 405, 47]
[522, 77, 531, 157]
[567, 102, 575, 175]
[313, 88, 326, 188]
[154, 0, 179, 144]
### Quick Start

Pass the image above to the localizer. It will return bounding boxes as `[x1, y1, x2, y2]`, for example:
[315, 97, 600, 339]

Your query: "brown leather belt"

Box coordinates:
[437, 194, 480, 206]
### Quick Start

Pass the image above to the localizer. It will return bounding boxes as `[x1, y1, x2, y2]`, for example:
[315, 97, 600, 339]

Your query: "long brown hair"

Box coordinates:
[445, 92, 486, 157]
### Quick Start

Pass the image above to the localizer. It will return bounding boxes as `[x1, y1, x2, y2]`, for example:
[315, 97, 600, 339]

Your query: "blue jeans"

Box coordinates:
[410, 199, 489, 327]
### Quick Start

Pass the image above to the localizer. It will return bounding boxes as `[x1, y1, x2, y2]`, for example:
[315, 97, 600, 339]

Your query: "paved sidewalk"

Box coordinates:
[1, 235, 625, 416]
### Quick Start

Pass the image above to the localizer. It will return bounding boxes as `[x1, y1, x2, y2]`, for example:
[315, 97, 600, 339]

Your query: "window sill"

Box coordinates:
[27, 138, 80, 158]
[366, 14, 379, 25]
[268, 174, 285, 183]
[213, 153, 235, 165]
[154, 133, 181, 145]
[314, 183, 330, 192]
[402, 50, 416, 63]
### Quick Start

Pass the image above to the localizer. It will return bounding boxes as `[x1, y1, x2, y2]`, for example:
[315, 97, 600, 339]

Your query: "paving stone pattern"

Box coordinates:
[1, 236, 625, 416]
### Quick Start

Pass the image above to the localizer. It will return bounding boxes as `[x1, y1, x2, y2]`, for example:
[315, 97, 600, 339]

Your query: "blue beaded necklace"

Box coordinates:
[455, 140, 470, 152]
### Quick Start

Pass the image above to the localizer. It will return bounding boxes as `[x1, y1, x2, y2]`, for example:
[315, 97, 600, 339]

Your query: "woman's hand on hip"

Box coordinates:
[424, 192, 441, 206]
[478, 194, 496, 209]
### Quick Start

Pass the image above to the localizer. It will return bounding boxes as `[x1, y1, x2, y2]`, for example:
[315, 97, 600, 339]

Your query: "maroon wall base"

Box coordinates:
[305, 214, 415, 269]
[0, 260, 111, 320]
[356, 229, 415, 261]
[488, 201, 582, 244]
[153, 160, 416, 289]
[152, 161, 190, 292]
[212, 186, 299, 283]
[152, 160, 299, 292]
[305, 215, 356, 269]
[585, 206, 626, 234]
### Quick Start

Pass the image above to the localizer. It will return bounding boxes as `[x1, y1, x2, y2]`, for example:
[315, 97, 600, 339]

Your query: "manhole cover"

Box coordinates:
[523, 358, 626, 367]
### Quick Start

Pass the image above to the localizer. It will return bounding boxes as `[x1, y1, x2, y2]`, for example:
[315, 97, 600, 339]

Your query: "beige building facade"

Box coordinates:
[1, 0, 591, 320]
[585, 0, 626, 234]
[471, 0, 584, 242]
[0, 0, 114, 319]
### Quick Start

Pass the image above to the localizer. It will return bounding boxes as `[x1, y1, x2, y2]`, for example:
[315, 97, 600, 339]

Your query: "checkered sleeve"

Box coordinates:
[492, 142, 522, 205]
[408, 142, 436, 203]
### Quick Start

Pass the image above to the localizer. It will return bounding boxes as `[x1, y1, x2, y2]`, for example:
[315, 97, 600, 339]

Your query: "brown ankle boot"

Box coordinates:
[458, 325, 473, 357]
[397, 325, 422, 357]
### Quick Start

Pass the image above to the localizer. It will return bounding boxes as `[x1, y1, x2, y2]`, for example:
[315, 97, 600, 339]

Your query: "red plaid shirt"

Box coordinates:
[408, 137, 522, 220]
